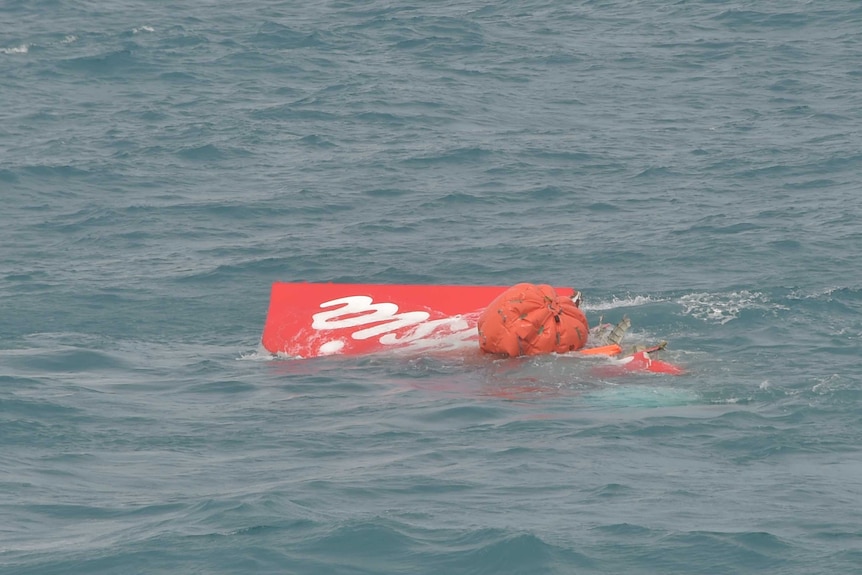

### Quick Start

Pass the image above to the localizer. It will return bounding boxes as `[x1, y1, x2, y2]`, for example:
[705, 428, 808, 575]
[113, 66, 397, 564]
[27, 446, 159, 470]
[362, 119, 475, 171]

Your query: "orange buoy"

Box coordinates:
[477, 283, 589, 357]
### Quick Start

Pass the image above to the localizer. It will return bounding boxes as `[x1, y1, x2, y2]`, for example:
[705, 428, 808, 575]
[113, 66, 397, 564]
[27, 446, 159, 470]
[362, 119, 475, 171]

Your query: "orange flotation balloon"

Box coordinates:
[477, 283, 589, 357]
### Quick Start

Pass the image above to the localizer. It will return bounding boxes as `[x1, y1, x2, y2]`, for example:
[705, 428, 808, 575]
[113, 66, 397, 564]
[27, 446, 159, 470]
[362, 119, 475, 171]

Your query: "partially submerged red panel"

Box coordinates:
[591, 351, 686, 377]
[261, 282, 576, 358]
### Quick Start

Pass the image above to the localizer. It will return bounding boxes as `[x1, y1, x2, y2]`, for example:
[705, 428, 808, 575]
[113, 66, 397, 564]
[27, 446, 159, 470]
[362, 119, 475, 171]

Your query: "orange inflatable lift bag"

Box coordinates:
[477, 283, 589, 357]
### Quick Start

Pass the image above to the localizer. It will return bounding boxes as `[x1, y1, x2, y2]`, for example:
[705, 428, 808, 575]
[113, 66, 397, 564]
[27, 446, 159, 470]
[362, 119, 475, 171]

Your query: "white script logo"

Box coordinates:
[311, 296, 474, 352]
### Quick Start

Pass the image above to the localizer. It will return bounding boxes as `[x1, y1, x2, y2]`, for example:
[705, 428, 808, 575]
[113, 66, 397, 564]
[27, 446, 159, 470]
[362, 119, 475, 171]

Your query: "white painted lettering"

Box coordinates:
[312, 296, 430, 341]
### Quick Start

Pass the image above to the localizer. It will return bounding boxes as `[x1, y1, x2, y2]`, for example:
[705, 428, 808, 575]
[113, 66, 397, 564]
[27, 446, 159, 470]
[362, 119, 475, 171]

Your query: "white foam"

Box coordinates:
[1, 44, 29, 54]
[788, 285, 846, 301]
[133, 26, 155, 34]
[585, 294, 660, 311]
[678, 290, 787, 324]
[812, 373, 842, 393]
[236, 343, 277, 361]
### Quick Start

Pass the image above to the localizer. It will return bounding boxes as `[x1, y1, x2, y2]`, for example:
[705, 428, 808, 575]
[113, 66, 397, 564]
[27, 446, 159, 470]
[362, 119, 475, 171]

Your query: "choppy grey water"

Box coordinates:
[2, 1, 862, 573]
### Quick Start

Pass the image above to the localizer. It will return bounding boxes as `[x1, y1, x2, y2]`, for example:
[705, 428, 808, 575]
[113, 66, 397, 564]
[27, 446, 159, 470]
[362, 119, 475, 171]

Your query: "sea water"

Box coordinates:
[2, 1, 861, 573]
